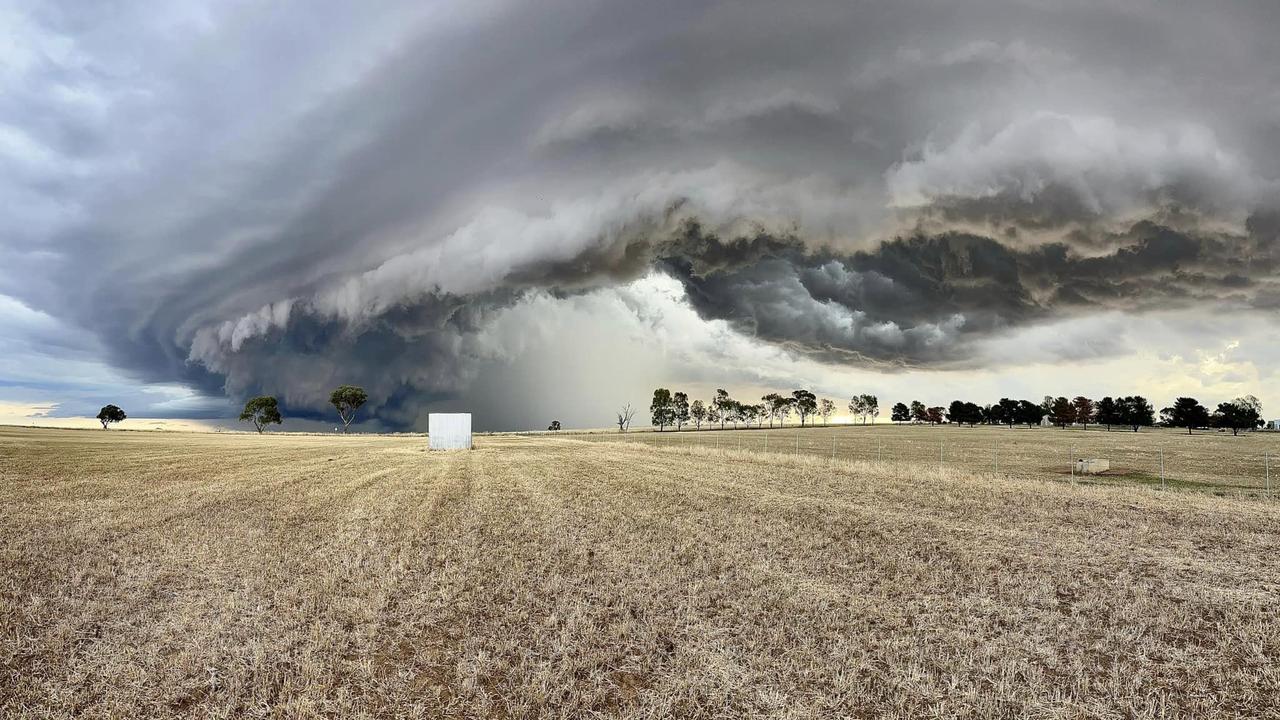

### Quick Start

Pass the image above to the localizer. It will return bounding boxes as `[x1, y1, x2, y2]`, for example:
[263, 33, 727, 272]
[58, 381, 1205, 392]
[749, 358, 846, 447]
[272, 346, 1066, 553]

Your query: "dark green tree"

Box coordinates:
[1049, 396, 1075, 428]
[329, 385, 368, 433]
[690, 400, 707, 429]
[1095, 396, 1119, 430]
[791, 390, 817, 427]
[890, 402, 910, 423]
[997, 398, 1021, 428]
[672, 392, 690, 431]
[650, 388, 675, 431]
[910, 400, 927, 424]
[96, 404, 126, 430]
[1213, 396, 1263, 436]
[1161, 397, 1210, 434]
[713, 389, 732, 429]
[1017, 399, 1043, 428]
[1118, 396, 1154, 432]
[1072, 397, 1095, 429]
[240, 396, 282, 434]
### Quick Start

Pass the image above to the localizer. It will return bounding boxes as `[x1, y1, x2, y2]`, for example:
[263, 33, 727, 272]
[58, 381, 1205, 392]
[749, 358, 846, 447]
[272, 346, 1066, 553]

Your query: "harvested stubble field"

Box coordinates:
[2, 426, 1279, 719]
[579, 423, 1280, 491]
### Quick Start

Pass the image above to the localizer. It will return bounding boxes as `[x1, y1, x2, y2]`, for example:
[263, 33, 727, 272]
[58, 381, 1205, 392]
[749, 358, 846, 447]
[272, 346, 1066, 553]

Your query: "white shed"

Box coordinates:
[1270, 419, 1280, 431]
[428, 413, 473, 450]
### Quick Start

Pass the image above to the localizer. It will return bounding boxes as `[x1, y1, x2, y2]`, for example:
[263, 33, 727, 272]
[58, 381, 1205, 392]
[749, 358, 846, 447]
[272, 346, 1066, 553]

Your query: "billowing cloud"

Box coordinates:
[3, 0, 1280, 429]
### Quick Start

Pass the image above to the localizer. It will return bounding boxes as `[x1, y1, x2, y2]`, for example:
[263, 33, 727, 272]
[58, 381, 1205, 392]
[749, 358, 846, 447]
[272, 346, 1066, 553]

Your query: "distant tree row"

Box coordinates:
[643, 389, 881, 431]
[644, 388, 834, 431]
[893, 394, 1265, 434]
[636, 389, 1266, 436]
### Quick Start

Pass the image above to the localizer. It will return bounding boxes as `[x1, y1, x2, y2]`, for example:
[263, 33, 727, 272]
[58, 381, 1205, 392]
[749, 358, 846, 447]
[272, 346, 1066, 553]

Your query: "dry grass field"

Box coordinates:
[581, 423, 1280, 491]
[3, 425, 1280, 718]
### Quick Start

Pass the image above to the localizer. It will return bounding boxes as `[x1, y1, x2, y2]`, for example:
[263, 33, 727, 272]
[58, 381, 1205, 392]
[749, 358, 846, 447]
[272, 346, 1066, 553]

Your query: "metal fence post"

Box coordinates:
[831, 437, 836, 464]
[1070, 446, 1075, 482]
[1265, 451, 1269, 493]
[1160, 449, 1165, 490]
[877, 437, 882, 463]
[940, 440, 944, 468]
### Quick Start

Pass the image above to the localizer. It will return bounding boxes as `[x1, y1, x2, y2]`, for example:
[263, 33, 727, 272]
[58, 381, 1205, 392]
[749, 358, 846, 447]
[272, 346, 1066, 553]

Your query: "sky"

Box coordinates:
[2, 0, 1279, 431]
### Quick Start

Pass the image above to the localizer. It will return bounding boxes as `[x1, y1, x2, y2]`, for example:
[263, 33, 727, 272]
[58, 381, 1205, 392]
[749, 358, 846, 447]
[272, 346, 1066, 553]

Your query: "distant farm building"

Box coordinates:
[429, 413, 473, 450]
[1270, 419, 1280, 431]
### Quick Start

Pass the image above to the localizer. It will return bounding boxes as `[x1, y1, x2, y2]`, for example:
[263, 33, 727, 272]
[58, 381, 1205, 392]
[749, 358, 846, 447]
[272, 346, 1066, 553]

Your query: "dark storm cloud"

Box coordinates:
[4, 0, 1280, 428]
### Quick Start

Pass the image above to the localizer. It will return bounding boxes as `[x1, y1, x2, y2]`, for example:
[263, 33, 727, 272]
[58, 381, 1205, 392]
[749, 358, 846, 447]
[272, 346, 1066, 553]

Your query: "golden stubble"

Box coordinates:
[1, 426, 1278, 719]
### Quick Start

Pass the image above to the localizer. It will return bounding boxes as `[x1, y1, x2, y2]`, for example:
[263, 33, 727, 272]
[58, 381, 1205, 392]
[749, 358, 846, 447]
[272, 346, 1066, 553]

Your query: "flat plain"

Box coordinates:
[3, 425, 1279, 718]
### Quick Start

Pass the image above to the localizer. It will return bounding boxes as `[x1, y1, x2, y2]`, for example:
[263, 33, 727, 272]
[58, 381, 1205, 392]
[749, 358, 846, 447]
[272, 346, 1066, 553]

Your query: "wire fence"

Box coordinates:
[566, 425, 1278, 495]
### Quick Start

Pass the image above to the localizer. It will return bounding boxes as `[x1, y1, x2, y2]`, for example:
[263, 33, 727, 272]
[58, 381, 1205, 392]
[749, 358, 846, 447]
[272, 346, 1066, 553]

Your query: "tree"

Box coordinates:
[910, 400, 927, 424]
[926, 406, 945, 425]
[948, 400, 981, 426]
[548, 420, 561, 431]
[862, 395, 880, 424]
[738, 402, 757, 428]
[329, 385, 368, 433]
[240, 396, 282, 434]
[752, 404, 768, 428]
[1017, 400, 1043, 428]
[1095, 396, 1119, 431]
[616, 403, 637, 432]
[792, 390, 817, 427]
[690, 400, 707, 430]
[726, 401, 744, 429]
[848, 395, 866, 423]
[1161, 397, 1209, 435]
[713, 389, 732, 430]
[1213, 396, 1263, 436]
[1049, 396, 1075, 428]
[890, 402, 910, 423]
[650, 388, 675, 431]
[777, 397, 794, 426]
[672, 392, 690, 431]
[762, 393, 783, 428]
[96, 404, 126, 430]
[1118, 396, 1154, 432]
[1072, 397, 1095, 429]
[818, 398, 836, 426]
[996, 398, 1020, 428]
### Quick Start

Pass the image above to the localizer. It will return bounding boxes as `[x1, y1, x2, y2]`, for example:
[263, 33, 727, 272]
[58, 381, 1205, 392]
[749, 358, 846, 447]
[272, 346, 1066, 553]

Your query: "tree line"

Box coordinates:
[641, 389, 1267, 435]
[644, 388, 879, 431]
[93, 385, 370, 433]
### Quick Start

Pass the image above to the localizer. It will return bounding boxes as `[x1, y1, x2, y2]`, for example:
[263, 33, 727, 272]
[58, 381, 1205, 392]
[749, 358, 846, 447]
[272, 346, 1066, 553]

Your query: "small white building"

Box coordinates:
[1270, 419, 1280, 431]
[428, 413, 472, 450]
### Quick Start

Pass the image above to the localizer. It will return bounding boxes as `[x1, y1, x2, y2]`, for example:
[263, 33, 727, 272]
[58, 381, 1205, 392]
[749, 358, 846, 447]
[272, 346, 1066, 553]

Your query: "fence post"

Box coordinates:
[940, 440, 944, 468]
[795, 436, 798, 456]
[1160, 449, 1165, 490]
[1266, 451, 1270, 493]
[993, 442, 998, 472]
[1070, 446, 1075, 483]
[831, 437, 836, 464]
[877, 437, 882, 463]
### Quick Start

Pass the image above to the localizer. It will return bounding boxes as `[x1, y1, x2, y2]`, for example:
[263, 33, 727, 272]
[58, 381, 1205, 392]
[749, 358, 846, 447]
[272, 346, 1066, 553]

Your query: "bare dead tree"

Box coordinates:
[616, 403, 637, 432]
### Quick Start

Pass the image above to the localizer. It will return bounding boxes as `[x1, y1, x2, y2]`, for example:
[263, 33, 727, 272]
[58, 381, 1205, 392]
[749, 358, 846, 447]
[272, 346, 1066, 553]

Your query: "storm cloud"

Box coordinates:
[4, 0, 1280, 428]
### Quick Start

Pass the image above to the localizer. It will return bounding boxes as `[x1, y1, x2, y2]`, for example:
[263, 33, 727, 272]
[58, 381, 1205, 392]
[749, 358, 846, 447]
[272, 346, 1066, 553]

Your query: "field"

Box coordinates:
[3, 426, 1280, 718]
[577, 423, 1280, 492]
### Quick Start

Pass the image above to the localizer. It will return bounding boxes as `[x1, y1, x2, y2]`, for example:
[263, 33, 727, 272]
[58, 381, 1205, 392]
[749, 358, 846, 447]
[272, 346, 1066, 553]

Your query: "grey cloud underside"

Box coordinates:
[202, 213, 1278, 426]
